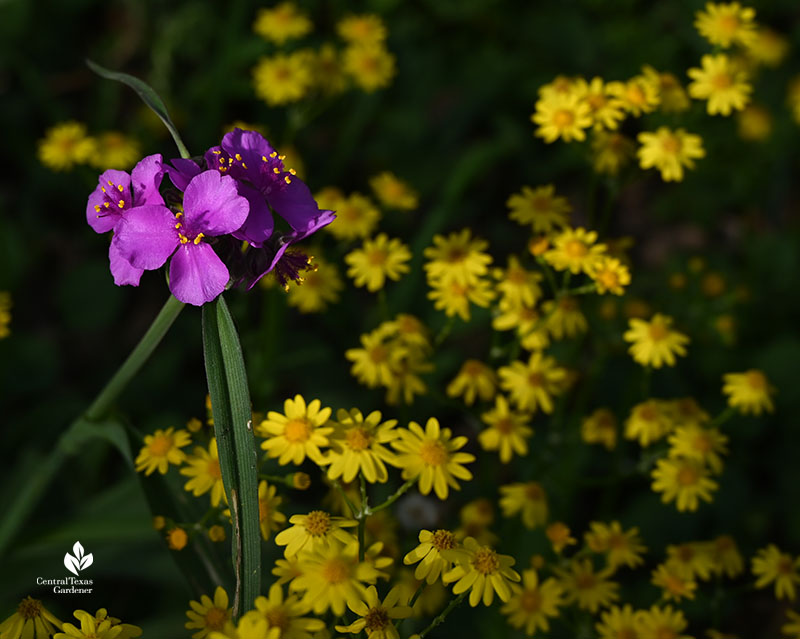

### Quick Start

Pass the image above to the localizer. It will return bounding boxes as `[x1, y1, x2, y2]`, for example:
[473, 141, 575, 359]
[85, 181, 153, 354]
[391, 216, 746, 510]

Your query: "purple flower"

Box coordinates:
[114, 170, 249, 306]
[86, 154, 165, 286]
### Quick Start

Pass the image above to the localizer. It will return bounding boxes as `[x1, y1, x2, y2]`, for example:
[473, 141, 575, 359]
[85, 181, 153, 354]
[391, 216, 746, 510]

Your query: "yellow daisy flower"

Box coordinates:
[497, 351, 568, 413]
[581, 408, 618, 450]
[546, 522, 577, 553]
[369, 171, 418, 210]
[585, 521, 647, 570]
[543, 296, 588, 340]
[625, 400, 674, 447]
[595, 604, 640, 639]
[694, 2, 757, 48]
[455, 499, 498, 546]
[274, 510, 357, 557]
[637, 127, 705, 182]
[286, 253, 344, 313]
[501, 569, 564, 635]
[208, 526, 226, 542]
[752, 544, 800, 600]
[666, 542, 716, 581]
[337, 14, 387, 45]
[326, 192, 381, 241]
[575, 76, 626, 130]
[494, 256, 544, 309]
[403, 529, 464, 584]
[134, 427, 191, 475]
[391, 417, 475, 500]
[251, 583, 325, 639]
[737, 104, 772, 141]
[38, 121, 95, 171]
[688, 54, 752, 116]
[253, 51, 314, 106]
[345, 233, 411, 292]
[478, 395, 533, 463]
[624, 314, 689, 369]
[253, 2, 311, 45]
[185, 587, 232, 639]
[642, 66, 690, 113]
[345, 328, 405, 389]
[447, 359, 497, 406]
[424, 228, 493, 286]
[258, 394, 333, 465]
[87, 610, 141, 639]
[499, 482, 548, 529]
[506, 184, 571, 233]
[427, 277, 495, 321]
[608, 76, 660, 117]
[166, 527, 188, 550]
[323, 408, 399, 483]
[722, 369, 776, 415]
[544, 227, 607, 275]
[651, 457, 718, 511]
[652, 562, 697, 602]
[207, 611, 266, 639]
[442, 537, 521, 607]
[589, 256, 631, 295]
[492, 299, 551, 352]
[335, 586, 411, 639]
[556, 559, 619, 613]
[711, 535, 744, 578]
[783, 610, 800, 638]
[222, 480, 286, 541]
[310, 44, 347, 96]
[635, 605, 688, 639]
[89, 131, 140, 170]
[531, 91, 593, 143]
[591, 130, 635, 176]
[343, 44, 395, 92]
[181, 438, 226, 506]
[668, 424, 728, 475]
[0, 597, 61, 639]
[746, 27, 789, 68]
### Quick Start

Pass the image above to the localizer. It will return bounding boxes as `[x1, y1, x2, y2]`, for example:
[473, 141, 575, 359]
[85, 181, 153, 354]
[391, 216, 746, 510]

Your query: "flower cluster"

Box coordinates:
[38, 121, 140, 172]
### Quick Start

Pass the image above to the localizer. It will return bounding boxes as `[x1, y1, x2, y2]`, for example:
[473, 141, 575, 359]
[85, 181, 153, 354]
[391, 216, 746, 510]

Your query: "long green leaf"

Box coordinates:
[85, 59, 191, 159]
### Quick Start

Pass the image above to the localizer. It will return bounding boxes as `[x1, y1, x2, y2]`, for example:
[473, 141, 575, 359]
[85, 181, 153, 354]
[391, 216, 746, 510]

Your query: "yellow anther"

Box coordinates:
[175, 222, 182, 229]
[193, 233, 205, 245]
[284, 176, 292, 184]
[175, 212, 183, 218]
[278, 154, 285, 160]
[94, 205, 101, 213]
[118, 200, 125, 208]
[269, 151, 278, 158]
[262, 155, 268, 162]
[235, 153, 242, 161]
[103, 202, 110, 208]
[117, 184, 124, 192]
[179, 234, 189, 244]
[213, 149, 222, 154]
[273, 167, 280, 174]
[107, 180, 114, 186]
[241, 162, 247, 169]
[219, 157, 225, 163]
[101, 187, 106, 193]
[288, 168, 297, 175]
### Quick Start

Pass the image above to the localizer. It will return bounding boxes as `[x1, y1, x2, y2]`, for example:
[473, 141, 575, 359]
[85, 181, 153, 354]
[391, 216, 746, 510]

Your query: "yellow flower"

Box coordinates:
[501, 569, 564, 635]
[253, 481, 286, 541]
[0, 291, 11, 339]
[722, 369, 776, 415]
[207, 611, 269, 639]
[493, 255, 544, 308]
[635, 605, 688, 639]
[492, 300, 550, 352]
[595, 604, 639, 639]
[253, 52, 314, 106]
[455, 499, 497, 546]
[424, 228, 493, 286]
[543, 296, 588, 340]
[258, 394, 333, 465]
[250, 583, 325, 639]
[166, 527, 188, 550]
[783, 610, 800, 639]
[323, 408, 399, 483]
[752, 544, 800, 600]
[737, 104, 772, 141]
[403, 529, 464, 584]
[544, 227, 606, 275]
[181, 438, 226, 507]
[546, 522, 577, 554]
[478, 395, 533, 463]
[624, 314, 689, 368]
[625, 400, 674, 447]
[391, 417, 475, 500]
[668, 424, 728, 474]
[642, 66, 690, 113]
[499, 482, 548, 529]
[286, 253, 344, 313]
[337, 14, 387, 45]
[185, 587, 232, 639]
[497, 352, 567, 413]
[575, 76, 626, 130]
[369, 171, 418, 210]
[208, 525, 226, 542]
[345, 233, 411, 291]
[275, 510, 357, 557]
[343, 44, 395, 92]
[746, 27, 789, 67]
[694, 2, 757, 48]
[591, 130, 635, 176]
[135, 427, 191, 475]
[666, 542, 716, 581]
[555, 559, 619, 613]
[506, 184, 571, 233]
[532, 91, 592, 143]
[428, 277, 495, 321]
[651, 457, 718, 511]
[443, 537, 521, 607]
[608, 76, 660, 117]
[0, 597, 61, 639]
[38, 121, 95, 171]
[54, 610, 121, 639]
[711, 535, 744, 578]
[589, 256, 631, 295]
[637, 127, 705, 182]
[581, 408, 618, 450]
[585, 521, 647, 570]
[447, 359, 497, 406]
[326, 192, 381, 241]
[310, 44, 347, 96]
[253, 2, 312, 45]
[88, 131, 140, 170]
[334, 586, 411, 639]
[345, 329, 405, 389]
[688, 54, 752, 116]
[87, 610, 141, 639]
[651, 562, 697, 602]
[291, 544, 383, 616]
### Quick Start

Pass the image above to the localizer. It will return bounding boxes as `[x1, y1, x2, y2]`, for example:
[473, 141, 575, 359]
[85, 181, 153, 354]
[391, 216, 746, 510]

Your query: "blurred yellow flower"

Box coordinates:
[752, 544, 800, 600]
[501, 569, 564, 635]
[185, 587, 231, 639]
[555, 559, 619, 613]
[325, 192, 381, 240]
[253, 2, 312, 45]
[499, 482, 548, 529]
[135, 427, 191, 475]
[694, 2, 757, 48]
[447, 359, 497, 406]
[688, 54, 752, 116]
[253, 51, 314, 106]
[38, 121, 95, 171]
[181, 438, 226, 507]
[532, 92, 592, 143]
[637, 127, 705, 182]
[544, 227, 607, 275]
[337, 14, 387, 45]
[722, 369, 776, 415]
[624, 313, 689, 368]
[443, 537, 521, 607]
[506, 184, 571, 233]
[498, 351, 567, 413]
[345, 233, 411, 291]
[0, 597, 61, 639]
[343, 44, 395, 92]
[478, 395, 533, 463]
[286, 253, 344, 313]
[651, 457, 718, 511]
[369, 171, 419, 210]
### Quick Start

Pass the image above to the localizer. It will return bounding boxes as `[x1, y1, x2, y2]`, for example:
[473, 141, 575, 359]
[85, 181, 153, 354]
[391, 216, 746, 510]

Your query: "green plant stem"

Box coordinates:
[332, 480, 360, 519]
[370, 479, 416, 514]
[434, 316, 456, 347]
[357, 474, 368, 561]
[416, 591, 467, 639]
[642, 366, 652, 399]
[710, 406, 736, 428]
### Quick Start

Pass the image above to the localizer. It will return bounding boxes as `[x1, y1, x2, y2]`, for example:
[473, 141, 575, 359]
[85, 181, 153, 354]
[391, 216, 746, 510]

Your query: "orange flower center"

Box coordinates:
[677, 465, 699, 486]
[495, 418, 515, 434]
[552, 109, 575, 129]
[745, 370, 766, 389]
[369, 344, 387, 363]
[564, 239, 588, 258]
[431, 529, 457, 551]
[148, 434, 173, 457]
[304, 510, 332, 536]
[419, 440, 448, 466]
[717, 14, 739, 35]
[627, 84, 646, 105]
[473, 548, 500, 574]
[321, 558, 349, 583]
[692, 433, 712, 453]
[346, 427, 371, 451]
[520, 590, 541, 612]
[598, 269, 620, 289]
[205, 607, 227, 630]
[17, 597, 42, 620]
[648, 321, 669, 340]
[638, 404, 658, 421]
[367, 249, 388, 266]
[655, 628, 677, 639]
[527, 372, 544, 387]
[284, 418, 313, 443]
[463, 360, 485, 377]
[364, 607, 390, 631]
[265, 608, 289, 632]
[661, 134, 682, 154]
[778, 557, 796, 575]
[525, 483, 544, 500]
[575, 572, 596, 589]
[711, 72, 732, 90]
[207, 458, 222, 480]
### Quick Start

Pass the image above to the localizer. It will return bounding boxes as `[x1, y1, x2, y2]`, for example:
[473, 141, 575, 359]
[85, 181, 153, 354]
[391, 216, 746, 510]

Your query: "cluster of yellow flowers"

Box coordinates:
[0, 600, 141, 639]
[531, 2, 792, 181]
[37, 122, 141, 172]
[252, 4, 395, 106]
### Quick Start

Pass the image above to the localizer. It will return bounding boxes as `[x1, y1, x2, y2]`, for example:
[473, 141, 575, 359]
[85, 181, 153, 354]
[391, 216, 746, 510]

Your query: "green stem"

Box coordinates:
[370, 479, 416, 514]
[537, 257, 560, 298]
[434, 316, 456, 348]
[641, 365, 652, 399]
[416, 591, 467, 639]
[709, 406, 736, 428]
[358, 474, 368, 562]
[377, 288, 390, 322]
[332, 480, 360, 519]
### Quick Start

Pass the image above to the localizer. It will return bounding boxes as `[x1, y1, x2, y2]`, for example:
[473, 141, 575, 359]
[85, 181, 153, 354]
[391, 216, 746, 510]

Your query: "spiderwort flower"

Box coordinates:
[85, 154, 165, 285]
[114, 170, 248, 306]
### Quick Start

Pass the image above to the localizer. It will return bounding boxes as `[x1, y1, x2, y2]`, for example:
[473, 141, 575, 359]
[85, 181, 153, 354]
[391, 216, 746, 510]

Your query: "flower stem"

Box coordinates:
[370, 478, 416, 514]
[357, 474, 368, 562]
[710, 406, 736, 428]
[415, 591, 467, 639]
[333, 480, 360, 519]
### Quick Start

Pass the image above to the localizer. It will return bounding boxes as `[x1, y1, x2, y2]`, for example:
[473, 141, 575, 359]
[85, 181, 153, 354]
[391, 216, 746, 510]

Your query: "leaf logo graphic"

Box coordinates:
[64, 541, 93, 576]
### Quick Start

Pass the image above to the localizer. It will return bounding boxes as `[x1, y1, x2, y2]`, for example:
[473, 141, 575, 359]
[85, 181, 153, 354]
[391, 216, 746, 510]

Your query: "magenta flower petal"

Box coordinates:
[115, 204, 179, 270]
[266, 178, 326, 231]
[167, 158, 202, 191]
[130, 154, 165, 206]
[231, 184, 274, 248]
[86, 169, 131, 233]
[182, 171, 249, 236]
[169, 243, 230, 306]
[109, 239, 143, 286]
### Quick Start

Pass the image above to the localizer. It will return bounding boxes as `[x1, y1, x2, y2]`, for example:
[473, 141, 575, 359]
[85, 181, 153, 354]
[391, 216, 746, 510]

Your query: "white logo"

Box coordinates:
[63, 541, 93, 576]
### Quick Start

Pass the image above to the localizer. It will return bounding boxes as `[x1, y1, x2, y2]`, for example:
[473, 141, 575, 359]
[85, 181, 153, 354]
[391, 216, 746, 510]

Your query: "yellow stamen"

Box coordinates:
[193, 233, 205, 245]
